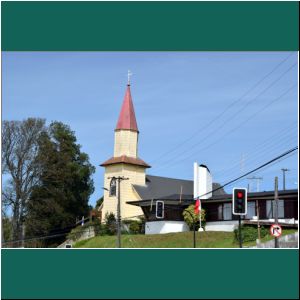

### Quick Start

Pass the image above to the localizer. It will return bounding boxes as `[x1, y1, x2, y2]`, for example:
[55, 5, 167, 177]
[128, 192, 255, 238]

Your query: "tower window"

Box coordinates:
[109, 177, 117, 197]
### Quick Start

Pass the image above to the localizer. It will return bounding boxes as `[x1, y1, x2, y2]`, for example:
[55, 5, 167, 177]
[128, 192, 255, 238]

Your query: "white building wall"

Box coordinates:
[194, 163, 212, 199]
[145, 221, 189, 235]
[198, 166, 212, 199]
[205, 221, 239, 232]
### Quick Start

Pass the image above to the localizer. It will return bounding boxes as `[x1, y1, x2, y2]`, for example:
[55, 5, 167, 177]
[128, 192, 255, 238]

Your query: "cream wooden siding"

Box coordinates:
[102, 164, 146, 221]
[114, 130, 138, 158]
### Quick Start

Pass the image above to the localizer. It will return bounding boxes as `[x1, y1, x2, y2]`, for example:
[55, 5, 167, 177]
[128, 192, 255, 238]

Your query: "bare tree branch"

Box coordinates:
[1, 118, 46, 242]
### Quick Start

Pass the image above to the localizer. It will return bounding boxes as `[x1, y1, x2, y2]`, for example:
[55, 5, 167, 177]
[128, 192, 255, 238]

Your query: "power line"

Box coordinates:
[217, 150, 297, 195]
[3, 148, 297, 246]
[155, 68, 297, 170]
[150, 52, 295, 164]
[155, 82, 297, 171]
[194, 146, 298, 199]
[214, 129, 297, 180]
[213, 121, 297, 177]
[2, 215, 145, 246]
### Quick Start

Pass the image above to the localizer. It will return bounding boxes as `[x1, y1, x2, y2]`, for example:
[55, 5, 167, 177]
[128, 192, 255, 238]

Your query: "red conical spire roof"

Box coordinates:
[115, 84, 138, 132]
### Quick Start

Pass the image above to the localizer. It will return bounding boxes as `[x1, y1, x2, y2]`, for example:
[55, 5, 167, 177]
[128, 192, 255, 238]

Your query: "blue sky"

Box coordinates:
[2, 52, 298, 207]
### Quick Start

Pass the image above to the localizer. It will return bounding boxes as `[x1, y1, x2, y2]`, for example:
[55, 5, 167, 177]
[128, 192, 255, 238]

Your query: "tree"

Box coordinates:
[25, 121, 95, 247]
[1, 210, 12, 245]
[2, 118, 46, 243]
[183, 205, 206, 231]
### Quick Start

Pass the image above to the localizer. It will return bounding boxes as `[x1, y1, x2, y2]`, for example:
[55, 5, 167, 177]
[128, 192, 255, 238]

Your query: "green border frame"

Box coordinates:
[2, 249, 299, 299]
[1, 1, 299, 51]
[1, 1, 299, 299]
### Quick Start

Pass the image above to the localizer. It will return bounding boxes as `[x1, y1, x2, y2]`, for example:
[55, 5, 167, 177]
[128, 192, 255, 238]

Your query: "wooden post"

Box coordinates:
[256, 200, 261, 241]
[274, 177, 279, 248]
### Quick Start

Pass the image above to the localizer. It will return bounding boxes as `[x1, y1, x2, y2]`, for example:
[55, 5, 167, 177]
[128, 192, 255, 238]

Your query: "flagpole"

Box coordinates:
[199, 199, 202, 230]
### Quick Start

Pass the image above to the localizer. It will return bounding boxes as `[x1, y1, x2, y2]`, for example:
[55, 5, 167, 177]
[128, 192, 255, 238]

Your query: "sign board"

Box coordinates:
[270, 224, 282, 238]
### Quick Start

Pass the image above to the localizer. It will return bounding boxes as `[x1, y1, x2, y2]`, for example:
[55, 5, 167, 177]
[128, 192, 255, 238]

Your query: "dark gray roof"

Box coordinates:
[132, 175, 225, 200]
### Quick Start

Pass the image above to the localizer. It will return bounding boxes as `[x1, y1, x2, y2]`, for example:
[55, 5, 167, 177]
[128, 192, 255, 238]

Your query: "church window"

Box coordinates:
[109, 177, 117, 197]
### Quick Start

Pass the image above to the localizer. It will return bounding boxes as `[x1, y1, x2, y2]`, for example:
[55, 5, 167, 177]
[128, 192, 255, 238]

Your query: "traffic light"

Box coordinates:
[233, 188, 247, 215]
[156, 201, 164, 219]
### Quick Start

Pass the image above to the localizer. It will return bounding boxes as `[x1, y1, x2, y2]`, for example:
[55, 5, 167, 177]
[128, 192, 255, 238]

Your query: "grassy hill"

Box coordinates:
[73, 229, 297, 248]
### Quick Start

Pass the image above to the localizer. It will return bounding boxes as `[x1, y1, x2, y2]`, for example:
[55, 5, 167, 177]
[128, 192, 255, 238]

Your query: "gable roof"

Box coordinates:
[133, 175, 225, 200]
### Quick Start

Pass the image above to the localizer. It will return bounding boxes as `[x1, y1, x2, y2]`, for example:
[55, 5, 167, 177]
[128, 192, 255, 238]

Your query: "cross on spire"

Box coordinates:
[127, 70, 133, 85]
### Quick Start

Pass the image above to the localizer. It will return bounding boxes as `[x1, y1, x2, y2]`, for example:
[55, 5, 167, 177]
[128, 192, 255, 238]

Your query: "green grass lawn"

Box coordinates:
[74, 228, 297, 248]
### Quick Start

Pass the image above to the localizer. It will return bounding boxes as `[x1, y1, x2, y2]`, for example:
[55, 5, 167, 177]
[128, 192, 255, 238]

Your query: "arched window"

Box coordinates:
[109, 177, 117, 197]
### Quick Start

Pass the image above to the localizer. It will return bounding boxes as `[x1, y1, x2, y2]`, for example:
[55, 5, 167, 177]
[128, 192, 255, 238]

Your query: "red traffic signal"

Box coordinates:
[237, 192, 243, 198]
[233, 188, 247, 215]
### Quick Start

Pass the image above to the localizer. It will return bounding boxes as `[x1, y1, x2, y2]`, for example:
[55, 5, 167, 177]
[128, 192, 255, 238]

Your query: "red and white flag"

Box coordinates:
[194, 198, 201, 214]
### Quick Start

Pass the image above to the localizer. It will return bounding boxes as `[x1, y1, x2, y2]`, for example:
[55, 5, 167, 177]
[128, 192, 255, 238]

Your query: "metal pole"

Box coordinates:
[274, 177, 279, 248]
[193, 220, 196, 248]
[256, 200, 261, 241]
[199, 200, 202, 230]
[117, 177, 121, 248]
[186, 210, 196, 248]
[238, 215, 242, 248]
[281, 168, 289, 191]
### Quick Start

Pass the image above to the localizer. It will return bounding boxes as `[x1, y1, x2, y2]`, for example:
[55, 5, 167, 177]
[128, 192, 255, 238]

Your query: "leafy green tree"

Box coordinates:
[183, 205, 206, 231]
[25, 121, 95, 247]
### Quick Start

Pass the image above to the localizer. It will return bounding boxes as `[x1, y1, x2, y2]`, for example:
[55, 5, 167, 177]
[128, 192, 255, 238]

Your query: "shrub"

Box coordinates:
[129, 221, 141, 234]
[234, 225, 268, 243]
[183, 205, 206, 231]
[122, 218, 145, 234]
[104, 212, 117, 235]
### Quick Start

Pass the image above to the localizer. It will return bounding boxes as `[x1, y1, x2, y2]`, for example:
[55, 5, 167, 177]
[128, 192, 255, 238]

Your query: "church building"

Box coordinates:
[100, 81, 298, 234]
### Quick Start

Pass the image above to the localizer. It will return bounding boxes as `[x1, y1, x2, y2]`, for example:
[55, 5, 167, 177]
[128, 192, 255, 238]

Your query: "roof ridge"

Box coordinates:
[146, 174, 193, 182]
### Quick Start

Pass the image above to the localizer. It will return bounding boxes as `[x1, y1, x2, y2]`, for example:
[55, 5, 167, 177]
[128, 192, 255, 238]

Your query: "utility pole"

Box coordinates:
[247, 176, 263, 192]
[281, 168, 290, 190]
[256, 200, 261, 242]
[109, 176, 129, 248]
[274, 176, 279, 248]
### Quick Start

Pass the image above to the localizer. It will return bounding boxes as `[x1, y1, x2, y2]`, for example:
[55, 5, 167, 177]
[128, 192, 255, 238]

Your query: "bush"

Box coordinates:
[104, 212, 117, 235]
[122, 218, 145, 234]
[234, 225, 268, 243]
[92, 218, 103, 236]
[183, 205, 206, 231]
[129, 221, 141, 234]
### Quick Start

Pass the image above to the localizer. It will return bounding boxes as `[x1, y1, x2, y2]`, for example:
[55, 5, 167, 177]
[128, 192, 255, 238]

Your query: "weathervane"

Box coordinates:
[127, 70, 133, 85]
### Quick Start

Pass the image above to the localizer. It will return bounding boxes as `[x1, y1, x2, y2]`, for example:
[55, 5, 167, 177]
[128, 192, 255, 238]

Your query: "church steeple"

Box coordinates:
[115, 84, 138, 132]
[100, 78, 149, 221]
[101, 81, 150, 165]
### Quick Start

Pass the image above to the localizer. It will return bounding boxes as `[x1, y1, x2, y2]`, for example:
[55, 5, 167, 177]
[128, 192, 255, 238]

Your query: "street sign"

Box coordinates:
[270, 224, 282, 238]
